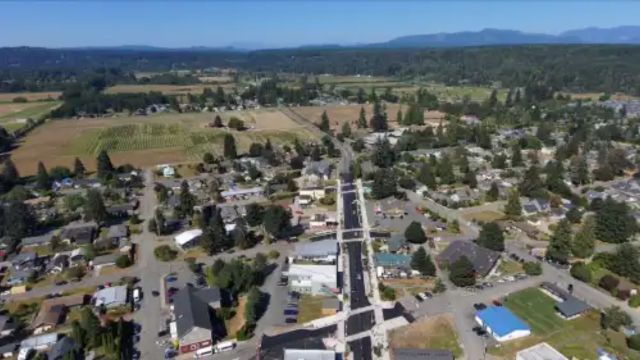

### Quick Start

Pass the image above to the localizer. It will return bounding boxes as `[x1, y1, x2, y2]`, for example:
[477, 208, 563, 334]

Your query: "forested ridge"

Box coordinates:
[2, 45, 640, 94]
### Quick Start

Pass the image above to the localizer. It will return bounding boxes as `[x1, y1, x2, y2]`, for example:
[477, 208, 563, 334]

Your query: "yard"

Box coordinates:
[490, 287, 640, 359]
[496, 260, 523, 276]
[297, 295, 333, 324]
[462, 210, 505, 223]
[0, 101, 61, 132]
[389, 314, 463, 358]
[9, 109, 318, 175]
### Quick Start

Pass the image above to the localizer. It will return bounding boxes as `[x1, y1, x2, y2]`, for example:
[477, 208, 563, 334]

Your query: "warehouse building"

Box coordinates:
[475, 306, 531, 342]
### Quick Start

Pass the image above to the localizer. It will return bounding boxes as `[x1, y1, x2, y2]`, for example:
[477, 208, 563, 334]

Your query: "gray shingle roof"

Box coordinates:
[437, 240, 500, 277]
[173, 287, 214, 339]
[393, 348, 453, 360]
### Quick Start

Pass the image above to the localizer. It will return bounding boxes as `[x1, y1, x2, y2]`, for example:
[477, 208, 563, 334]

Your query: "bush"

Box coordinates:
[599, 274, 620, 292]
[629, 295, 640, 308]
[378, 283, 396, 301]
[218, 307, 236, 320]
[570, 262, 592, 283]
[115, 255, 132, 268]
[12, 96, 28, 103]
[628, 334, 640, 351]
[154, 245, 178, 262]
[523, 261, 542, 276]
[228, 117, 245, 130]
[268, 250, 280, 259]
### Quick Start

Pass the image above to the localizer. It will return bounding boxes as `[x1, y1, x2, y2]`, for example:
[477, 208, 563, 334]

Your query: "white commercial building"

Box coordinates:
[284, 349, 336, 360]
[291, 239, 338, 264]
[287, 264, 338, 295]
[174, 229, 203, 250]
[516, 342, 568, 360]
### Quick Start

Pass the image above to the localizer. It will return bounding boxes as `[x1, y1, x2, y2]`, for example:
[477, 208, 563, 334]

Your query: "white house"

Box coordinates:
[174, 229, 203, 250]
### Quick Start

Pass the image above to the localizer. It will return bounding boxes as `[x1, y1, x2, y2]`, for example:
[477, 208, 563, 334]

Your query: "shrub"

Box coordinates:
[629, 295, 640, 308]
[599, 274, 620, 292]
[115, 255, 132, 268]
[628, 334, 640, 351]
[12, 96, 28, 103]
[228, 117, 245, 130]
[268, 250, 280, 259]
[570, 262, 592, 283]
[523, 261, 542, 276]
[154, 245, 178, 262]
[617, 289, 631, 301]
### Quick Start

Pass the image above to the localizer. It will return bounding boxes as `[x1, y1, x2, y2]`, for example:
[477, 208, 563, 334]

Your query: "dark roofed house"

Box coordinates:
[540, 282, 591, 319]
[21, 233, 54, 248]
[107, 224, 128, 241]
[172, 287, 222, 354]
[32, 304, 66, 334]
[106, 202, 137, 218]
[47, 336, 79, 360]
[0, 315, 17, 337]
[393, 348, 454, 360]
[60, 221, 97, 245]
[0, 342, 18, 359]
[11, 252, 37, 270]
[47, 254, 69, 274]
[437, 240, 500, 277]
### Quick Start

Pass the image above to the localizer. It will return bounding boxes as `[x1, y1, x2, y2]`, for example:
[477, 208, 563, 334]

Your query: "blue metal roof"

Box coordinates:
[476, 307, 530, 337]
[374, 253, 411, 267]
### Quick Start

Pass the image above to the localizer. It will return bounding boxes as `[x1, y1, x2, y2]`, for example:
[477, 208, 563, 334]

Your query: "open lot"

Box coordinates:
[105, 83, 235, 96]
[10, 109, 317, 174]
[389, 314, 463, 358]
[491, 287, 640, 359]
[294, 104, 407, 132]
[0, 91, 61, 103]
[297, 295, 333, 324]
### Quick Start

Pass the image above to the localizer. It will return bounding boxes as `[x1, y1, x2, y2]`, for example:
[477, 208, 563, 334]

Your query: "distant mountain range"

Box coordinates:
[370, 26, 640, 48]
[5, 26, 640, 52]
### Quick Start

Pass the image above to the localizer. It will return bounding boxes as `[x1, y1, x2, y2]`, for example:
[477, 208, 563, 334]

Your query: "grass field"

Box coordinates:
[0, 91, 61, 103]
[10, 109, 317, 175]
[492, 287, 640, 359]
[389, 314, 463, 358]
[105, 83, 235, 96]
[297, 295, 332, 324]
[0, 101, 61, 132]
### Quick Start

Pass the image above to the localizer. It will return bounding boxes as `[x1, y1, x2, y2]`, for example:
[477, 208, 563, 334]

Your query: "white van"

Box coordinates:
[133, 287, 142, 303]
[194, 346, 213, 358]
[215, 340, 235, 352]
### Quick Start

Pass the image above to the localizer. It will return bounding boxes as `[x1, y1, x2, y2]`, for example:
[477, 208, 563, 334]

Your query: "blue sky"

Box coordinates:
[1, 1, 639, 48]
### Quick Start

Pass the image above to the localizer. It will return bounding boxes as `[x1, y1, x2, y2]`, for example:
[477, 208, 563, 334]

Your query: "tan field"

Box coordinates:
[105, 83, 235, 95]
[389, 314, 463, 357]
[10, 109, 316, 175]
[0, 91, 61, 103]
[295, 104, 408, 132]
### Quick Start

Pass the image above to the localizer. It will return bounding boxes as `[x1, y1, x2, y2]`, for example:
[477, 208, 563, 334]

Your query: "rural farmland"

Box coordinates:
[10, 108, 318, 174]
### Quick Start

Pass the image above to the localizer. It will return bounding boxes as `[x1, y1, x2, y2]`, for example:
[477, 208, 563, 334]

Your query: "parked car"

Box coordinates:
[285, 317, 297, 324]
[151, 290, 160, 297]
[473, 303, 487, 311]
[414, 294, 424, 302]
[423, 291, 433, 299]
[492, 299, 503, 306]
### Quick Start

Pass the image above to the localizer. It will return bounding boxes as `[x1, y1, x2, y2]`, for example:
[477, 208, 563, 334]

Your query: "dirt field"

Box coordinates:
[10, 109, 317, 175]
[226, 296, 247, 338]
[105, 83, 235, 95]
[0, 91, 61, 103]
[389, 314, 463, 357]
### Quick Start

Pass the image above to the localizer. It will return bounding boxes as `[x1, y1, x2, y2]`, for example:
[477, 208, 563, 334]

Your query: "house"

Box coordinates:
[374, 253, 413, 278]
[69, 247, 88, 265]
[393, 348, 454, 360]
[220, 187, 264, 201]
[20, 333, 59, 352]
[299, 195, 313, 206]
[171, 287, 222, 354]
[11, 252, 37, 270]
[119, 239, 133, 253]
[91, 253, 119, 270]
[47, 254, 69, 274]
[107, 224, 128, 242]
[163, 166, 176, 178]
[0, 315, 17, 337]
[540, 282, 591, 319]
[522, 198, 550, 216]
[0, 342, 18, 359]
[32, 304, 66, 334]
[287, 264, 338, 295]
[106, 202, 137, 218]
[308, 213, 338, 230]
[475, 306, 531, 342]
[299, 187, 326, 200]
[387, 234, 408, 253]
[33, 294, 87, 334]
[283, 349, 336, 360]
[93, 285, 128, 308]
[47, 336, 79, 360]
[516, 342, 568, 360]
[303, 160, 332, 180]
[7, 269, 35, 286]
[175, 229, 203, 250]
[291, 239, 338, 264]
[20, 233, 54, 248]
[437, 241, 500, 277]
[60, 222, 97, 245]
[321, 298, 340, 316]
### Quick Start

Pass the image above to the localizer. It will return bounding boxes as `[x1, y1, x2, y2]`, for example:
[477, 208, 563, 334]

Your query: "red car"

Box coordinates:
[493, 299, 503, 306]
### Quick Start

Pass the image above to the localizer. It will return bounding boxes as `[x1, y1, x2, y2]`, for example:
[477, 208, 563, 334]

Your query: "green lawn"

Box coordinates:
[497, 260, 524, 276]
[493, 288, 640, 360]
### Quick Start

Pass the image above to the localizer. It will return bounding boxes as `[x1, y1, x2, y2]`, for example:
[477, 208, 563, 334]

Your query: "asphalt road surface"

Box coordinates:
[346, 310, 375, 336]
[349, 336, 373, 360]
[346, 242, 370, 310]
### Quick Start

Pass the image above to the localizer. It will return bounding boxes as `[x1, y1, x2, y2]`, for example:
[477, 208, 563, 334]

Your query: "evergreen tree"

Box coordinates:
[2, 158, 19, 186]
[417, 163, 437, 189]
[262, 205, 291, 239]
[411, 247, 436, 276]
[213, 115, 223, 127]
[572, 215, 596, 258]
[372, 138, 395, 168]
[462, 167, 477, 188]
[404, 221, 426, 244]
[357, 107, 367, 128]
[570, 154, 590, 185]
[547, 219, 573, 263]
[370, 168, 397, 199]
[35, 161, 51, 190]
[73, 157, 86, 178]
[341, 122, 352, 138]
[79, 307, 102, 348]
[436, 154, 455, 185]
[176, 181, 196, 218]
[486, 181, 500, 201]
[96, 150, 114, 179]
[223, 134, 237, 159]
[369, 100, 388, 131]
[85, 189, 107, 223]
[519, 165, 545, 198]
[449, 256, 476, 287]
[4, 199, 35, 240]
[477, 222, 505, 251]
[511, 142, 523, 167]
[245, 203, 263, 227]
[505, 189, 522, 218]
[319, 111, 331, 132]
[595, 198, 639, 243]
